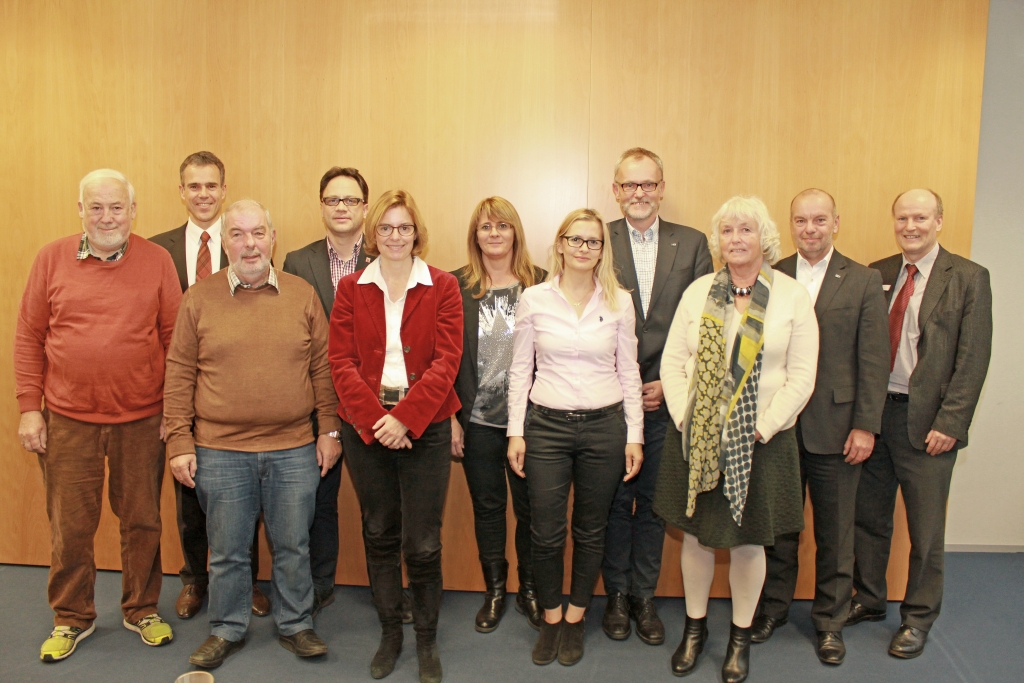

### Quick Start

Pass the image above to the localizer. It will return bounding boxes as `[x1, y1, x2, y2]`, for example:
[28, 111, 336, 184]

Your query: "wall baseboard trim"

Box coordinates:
[945, 544, 1024, 552]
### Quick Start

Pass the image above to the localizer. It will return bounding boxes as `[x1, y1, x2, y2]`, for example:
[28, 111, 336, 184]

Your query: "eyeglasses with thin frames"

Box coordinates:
[376, 223, 416, 237]
[477, 222, 514, 234]
[322, 196, 364, 207]
[562, 235, 603, 250]
[616, 181, 661, 193]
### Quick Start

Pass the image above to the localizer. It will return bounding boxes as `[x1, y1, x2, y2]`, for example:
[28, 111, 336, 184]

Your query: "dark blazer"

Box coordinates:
[871, 247, 992, 450]
[775, 249, 890, 454]
[328, 264, 463, 444]
[283, 237, 371, 318]
[149, 223, 229, 293]
[608, 217, 714, 418]
[450, 265, 547, 432]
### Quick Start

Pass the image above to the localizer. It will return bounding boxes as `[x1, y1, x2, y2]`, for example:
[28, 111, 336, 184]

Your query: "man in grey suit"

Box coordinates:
[150, 151, 269, 620]
[848, 189, 992, 659]
[282, 166, 371, 616]
[752, 189, 890, 665]
[601, 147, 713, 645]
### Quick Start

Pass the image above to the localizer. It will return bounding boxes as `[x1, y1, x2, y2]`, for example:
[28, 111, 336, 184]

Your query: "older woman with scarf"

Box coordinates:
[654, 196, 817, 683]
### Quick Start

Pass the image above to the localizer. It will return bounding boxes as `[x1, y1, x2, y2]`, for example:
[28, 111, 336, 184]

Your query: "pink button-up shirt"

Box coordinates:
[506, 277, 644, 443]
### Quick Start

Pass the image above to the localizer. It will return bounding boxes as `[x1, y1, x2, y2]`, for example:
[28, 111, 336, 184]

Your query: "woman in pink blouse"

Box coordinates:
[506, 208, 644, 667]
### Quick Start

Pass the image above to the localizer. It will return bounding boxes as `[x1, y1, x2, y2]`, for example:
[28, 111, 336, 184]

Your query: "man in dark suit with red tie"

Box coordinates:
[848, 189, 992, 659]
[150, 151, 269, 620]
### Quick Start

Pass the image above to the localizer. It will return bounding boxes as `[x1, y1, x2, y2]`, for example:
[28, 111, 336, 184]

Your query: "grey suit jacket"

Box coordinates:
[776, 250, 890, 454]
[149, 223, 229, 294]
[282, 237, 370, 318]
[870, 247, 992, 450]
[609, 217, 713, 419]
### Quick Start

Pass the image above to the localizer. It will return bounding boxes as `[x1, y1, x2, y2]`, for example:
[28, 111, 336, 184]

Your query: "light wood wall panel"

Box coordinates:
[0, 0, 988, 602]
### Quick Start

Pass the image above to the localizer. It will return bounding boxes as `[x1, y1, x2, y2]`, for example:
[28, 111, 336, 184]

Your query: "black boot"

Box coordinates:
[475, 561, 508, 633]
[721, 623, 752, 683]
[410, 581, 444, 683]
[367, 563, 404, 679]
[532, 618, 562, 665]
[671, 616, 708, 677]
[515, 566, 542, 631]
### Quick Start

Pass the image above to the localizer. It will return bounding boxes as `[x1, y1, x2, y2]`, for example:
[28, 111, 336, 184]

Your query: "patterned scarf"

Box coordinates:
[683, 264, 772, 524]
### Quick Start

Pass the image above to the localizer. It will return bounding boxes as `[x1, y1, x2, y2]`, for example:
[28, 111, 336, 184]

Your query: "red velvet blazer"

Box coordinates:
[329, 263, 463, 445]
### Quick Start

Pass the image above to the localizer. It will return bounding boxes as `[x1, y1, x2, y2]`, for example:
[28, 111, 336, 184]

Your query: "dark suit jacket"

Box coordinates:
[450, 265, 547, 432]
[871, 247, 992, 450]
[776, 250, 890, 454]
[282, 237, 370, 318]
[149, 223, 230, 293]
[609, 217, 714, 418]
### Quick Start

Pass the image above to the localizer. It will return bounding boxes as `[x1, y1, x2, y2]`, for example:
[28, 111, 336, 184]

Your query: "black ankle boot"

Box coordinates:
[475, 561, 508, 633]
[410, 581, 445, 683]
[367, 563, 405, 679]
[532, 618, 562, 665]
[721, 623, 752, 683]
[671, 615, 708, 677]
[515, 566, 542, 631]
[416, 642, 443, 683]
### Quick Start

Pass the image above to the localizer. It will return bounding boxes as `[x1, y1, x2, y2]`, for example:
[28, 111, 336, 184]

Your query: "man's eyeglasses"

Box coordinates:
[562, 235, 604, 250]
[477, 222, 514, 234]
[376, 224, 416, 237]
[322, 196, 364, 207]
[616, 181, 661, 193]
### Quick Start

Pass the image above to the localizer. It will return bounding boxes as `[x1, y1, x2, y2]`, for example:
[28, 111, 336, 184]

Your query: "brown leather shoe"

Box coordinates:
[252, 585, 270, 617]
[189, 635, 245, 668]
[279, 629, 328, 657]
[175, 584, 207, 620]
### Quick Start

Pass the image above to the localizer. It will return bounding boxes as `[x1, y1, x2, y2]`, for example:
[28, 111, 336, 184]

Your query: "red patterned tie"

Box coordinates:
[888, 264, 918, 372]
[196, 231, 212, 282]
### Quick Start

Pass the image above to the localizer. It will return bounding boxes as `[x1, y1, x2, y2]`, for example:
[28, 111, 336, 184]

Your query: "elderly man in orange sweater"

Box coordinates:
[15, 169, 183, 663]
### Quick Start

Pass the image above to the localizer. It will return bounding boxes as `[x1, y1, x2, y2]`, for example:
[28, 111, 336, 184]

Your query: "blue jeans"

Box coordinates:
[602, 413, 668, 599]
[195, 443, 319, 641]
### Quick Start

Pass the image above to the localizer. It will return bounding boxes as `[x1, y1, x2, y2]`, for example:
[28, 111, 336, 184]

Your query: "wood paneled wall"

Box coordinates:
[0, 0, 988, 601]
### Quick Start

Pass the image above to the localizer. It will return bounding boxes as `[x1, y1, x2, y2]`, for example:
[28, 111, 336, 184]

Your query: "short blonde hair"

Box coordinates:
[546, 208, 625, 310]
[708, 196, 782, 265]
[463, 197, 540, 298]
[363, 190, 428, 259]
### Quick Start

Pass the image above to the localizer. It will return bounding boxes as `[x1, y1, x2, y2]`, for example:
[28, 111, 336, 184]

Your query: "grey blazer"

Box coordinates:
[608, 217, 713, 418]
[149, 223, 229, 294]
[282, 237, 370, 318]
[870, 247, 992, 450]
[775, 250, 890, 454]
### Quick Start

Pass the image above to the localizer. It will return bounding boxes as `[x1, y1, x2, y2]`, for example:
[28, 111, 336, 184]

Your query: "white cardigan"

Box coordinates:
[661, 270, 819, 443]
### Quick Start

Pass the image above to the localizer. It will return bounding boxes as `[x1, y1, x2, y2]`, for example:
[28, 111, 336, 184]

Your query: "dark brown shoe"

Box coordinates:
[845, 601, 886, 626]
[750, 614, 787, 643]
[175, 584, 207, 620]
[189, 635, 245, 669]
[252, 585, 271, 617]
[279, 629, 328, 657]
[888, 625, 927, 659]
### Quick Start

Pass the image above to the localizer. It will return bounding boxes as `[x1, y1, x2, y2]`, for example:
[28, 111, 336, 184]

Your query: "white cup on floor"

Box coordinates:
[175, 673, 214, 683]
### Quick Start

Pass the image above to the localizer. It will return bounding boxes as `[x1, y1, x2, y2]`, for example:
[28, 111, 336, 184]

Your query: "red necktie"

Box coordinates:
[196, 231, 212, 282]
[888, 264, 918, 372]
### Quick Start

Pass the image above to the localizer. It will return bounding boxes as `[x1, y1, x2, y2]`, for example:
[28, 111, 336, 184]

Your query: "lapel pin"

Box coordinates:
[883, 284, 892, 291]
[835, 274, 841, 278]
[671, 243, 677, 247]
[599, 316, 604, 322]
[365, 256, 372, 263]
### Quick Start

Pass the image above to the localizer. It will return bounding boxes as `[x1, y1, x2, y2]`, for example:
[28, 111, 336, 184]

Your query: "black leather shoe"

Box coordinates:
[475, 561, 508, 633]
[816, 631, 845, 665]
[888, 625, 927, 659]
[532, 618, 562, 665]
[416, 642, 443, 683]
[312, 587, 335, 619]
[401, 591, 414, 625]
[189, 635, 245, 669]
[721, 623, 752, 683]
[670, 615, 707, 677]
[845, 601, 886, 626]
[628, 596, 665, 645]
[370, 626, 404, 679]
[750, 614, 787, 643]
[602, 592, 631, 640]
[515, 568, 542, 631]
[557, 618, 585, 666]
[279, 629, 328, 657]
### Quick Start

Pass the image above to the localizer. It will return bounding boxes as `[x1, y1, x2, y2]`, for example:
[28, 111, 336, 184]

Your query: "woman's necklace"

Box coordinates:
[730, 281, 754, 297]
[566, 287, 594, 309]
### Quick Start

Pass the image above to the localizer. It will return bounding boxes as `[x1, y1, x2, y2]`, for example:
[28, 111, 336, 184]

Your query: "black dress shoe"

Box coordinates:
[602, 593, 631, 640]
[628, 596, 665, 645]
[845, 601, 886, 626]
[670, 615, 707, 677]
[888, 624, 927, 659]
[750, 614, 787, 644]
[401, 591, 414, 625]
[189, 635, 245, 669]
[557, 618, 585, 666]
[532, 618, 562, 665]
[279, 629, 328, 657]
[721, 623, 752, 683]
[816, 631, 845, 665]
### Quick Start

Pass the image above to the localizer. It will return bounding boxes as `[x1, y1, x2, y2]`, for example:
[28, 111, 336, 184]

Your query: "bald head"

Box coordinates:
[790, 188, 836, 219]
[892, 189, 943, 262]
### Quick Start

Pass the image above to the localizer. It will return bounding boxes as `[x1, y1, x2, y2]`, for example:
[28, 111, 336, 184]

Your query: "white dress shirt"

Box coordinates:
[795, 246, 834, 304]
[185, 216, 223, 286]
[358, 256, 433, 388]
[888, 243, 940, 394]
[627, 216, 660, 316]
[506, 277, 645, 443]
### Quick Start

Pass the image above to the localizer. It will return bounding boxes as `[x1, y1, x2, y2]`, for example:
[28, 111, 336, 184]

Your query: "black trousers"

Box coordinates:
[462, 422, 532, 570]
[761, 423, 862, 631]
[524, 404, 626, 611]
[176, 479, 260, 588]
[309, 455, 343, 592]
[853, 398, 958, 631]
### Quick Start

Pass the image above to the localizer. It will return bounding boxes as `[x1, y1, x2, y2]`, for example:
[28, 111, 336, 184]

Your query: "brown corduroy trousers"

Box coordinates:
[39, 410, 165, 628]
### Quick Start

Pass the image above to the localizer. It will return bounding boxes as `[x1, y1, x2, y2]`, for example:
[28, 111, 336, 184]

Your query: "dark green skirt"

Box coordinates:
[653, 423, 804, 548]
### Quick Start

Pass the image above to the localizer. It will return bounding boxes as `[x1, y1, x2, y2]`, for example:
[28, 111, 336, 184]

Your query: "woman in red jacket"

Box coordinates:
[328, 190, 463, 683]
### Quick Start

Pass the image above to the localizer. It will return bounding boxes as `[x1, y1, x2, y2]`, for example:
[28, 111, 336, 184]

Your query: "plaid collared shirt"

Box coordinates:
[327, 236, 363, 291]
[228, 266, 280, 296]
[76, 233, 129, 262]
[628, 220, 659, 316]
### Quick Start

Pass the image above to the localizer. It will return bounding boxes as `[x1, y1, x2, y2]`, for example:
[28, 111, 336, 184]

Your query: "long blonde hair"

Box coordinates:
[463, 197, 539, 298]
[546, 208, 623, 310]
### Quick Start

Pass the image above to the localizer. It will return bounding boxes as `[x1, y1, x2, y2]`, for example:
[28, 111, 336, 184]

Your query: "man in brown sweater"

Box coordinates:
[163, 199, 342, 669]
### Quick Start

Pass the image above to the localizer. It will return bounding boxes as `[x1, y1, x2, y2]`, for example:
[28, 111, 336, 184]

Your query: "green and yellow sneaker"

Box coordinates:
[123, 613, 174, 646]
[40, 623, 95, 662]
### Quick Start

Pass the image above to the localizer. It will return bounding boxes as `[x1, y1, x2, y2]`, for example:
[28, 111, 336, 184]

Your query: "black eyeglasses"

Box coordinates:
[376, 224, 416, 237]
[322, 196, 364, 207]
[562, 235, 603, 250]
[616, 181, 661, 193]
